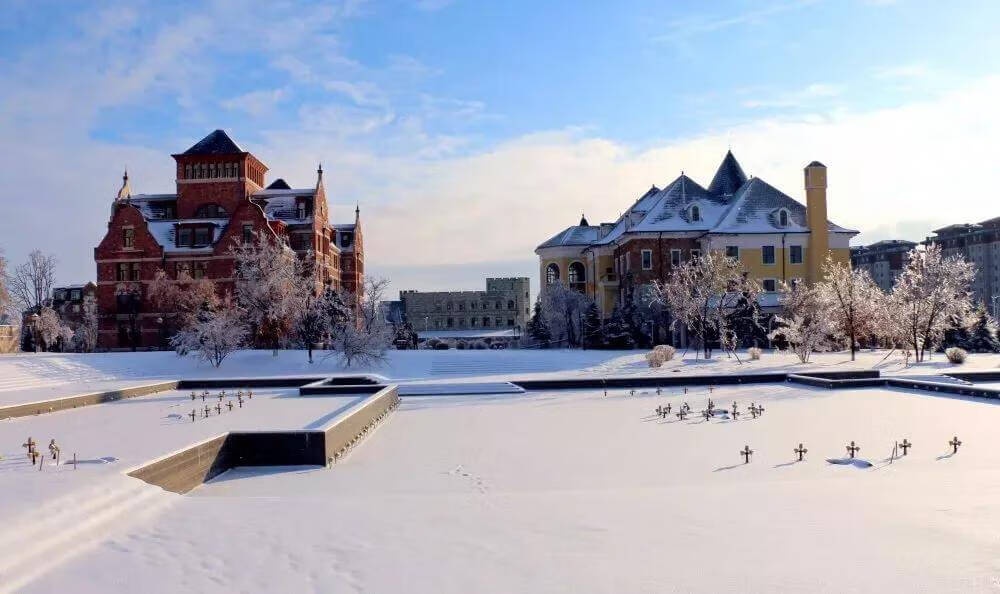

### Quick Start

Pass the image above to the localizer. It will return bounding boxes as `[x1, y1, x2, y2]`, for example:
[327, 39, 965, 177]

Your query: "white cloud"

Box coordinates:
[221, 88, 289, 116]
[742, 83, 844, 109]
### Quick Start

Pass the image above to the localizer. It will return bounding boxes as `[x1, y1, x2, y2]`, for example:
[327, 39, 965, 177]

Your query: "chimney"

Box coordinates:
[804, 161, 829, 284]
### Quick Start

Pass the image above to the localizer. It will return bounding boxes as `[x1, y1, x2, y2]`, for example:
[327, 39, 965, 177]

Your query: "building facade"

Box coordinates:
[850, 240, 916, 293]
[51, 283, 98, 327]
[399, 278, 531, 334]
[925, 218, 1000, 312]
[535, 152, 857, 320]
[94, 130, 364, 350]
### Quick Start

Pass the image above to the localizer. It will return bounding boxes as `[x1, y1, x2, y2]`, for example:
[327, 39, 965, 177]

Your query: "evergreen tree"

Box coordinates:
[604, 305, 634, 349]
[582, 302, 604, 349]
[967, 307, 1000, 353]
[621, 300, 646, 348]
[527, 299, 552, 347]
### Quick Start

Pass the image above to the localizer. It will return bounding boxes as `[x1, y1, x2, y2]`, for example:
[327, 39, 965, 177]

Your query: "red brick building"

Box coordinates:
[94, 130, 365, 350]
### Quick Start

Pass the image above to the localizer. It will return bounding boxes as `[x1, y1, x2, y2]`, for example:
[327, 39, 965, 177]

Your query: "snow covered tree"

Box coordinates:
[230, 231, 306, 350]
[527, 299, 552, 347]
[889, 244, 975, 362]
[393, 321, 419, 350]
[942, 305, 1000, 353]
[294, 290, 331, 364]
[581, 302, 604, 349]
[817, 256, 883, 360]
[653, 250, 762, 360]
[538, 282, 592, 347]
[33, 307, 63, 351]
[603, 304, 634, 349]
[328, 277, 393, 368]
[147, 270, 220, 340]
[170, 298, 247, 367]
[0, 250, 11, 322]
[7, 250, 56, 314]
[768, 281, 832, 363]
[72, 294, 99, 353]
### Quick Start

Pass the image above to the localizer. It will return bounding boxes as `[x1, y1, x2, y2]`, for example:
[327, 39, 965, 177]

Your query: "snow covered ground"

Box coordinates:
[8, 382, 1000, 593]
[1, 347, 996, 406]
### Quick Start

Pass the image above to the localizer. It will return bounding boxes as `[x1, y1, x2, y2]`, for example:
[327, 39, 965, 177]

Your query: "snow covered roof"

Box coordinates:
[182, 129, 244, 155]
[537, 151, 857, 251]
[332, 223, 356, 231]
[146, 219, 229, 253]
[418, 329, 517, 339]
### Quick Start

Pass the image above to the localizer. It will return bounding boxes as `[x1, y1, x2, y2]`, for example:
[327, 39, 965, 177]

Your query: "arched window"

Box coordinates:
[690, 204, 701, 222]
[568, 262, 586, 292]
[778, 209, 789, 227]
[546, 263, 560, 284]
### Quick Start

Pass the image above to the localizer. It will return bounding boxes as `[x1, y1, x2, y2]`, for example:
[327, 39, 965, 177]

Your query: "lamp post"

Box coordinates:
[29, 312, 40, 353]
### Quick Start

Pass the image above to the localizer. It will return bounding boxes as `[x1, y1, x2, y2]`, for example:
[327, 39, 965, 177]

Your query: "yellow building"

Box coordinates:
[535, 152, 857, 320]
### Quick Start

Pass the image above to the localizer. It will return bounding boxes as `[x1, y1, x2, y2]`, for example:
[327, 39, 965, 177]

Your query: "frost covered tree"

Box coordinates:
[603, 305, 634, 349]
[890, 244, 975, 362]
[147, 270, 220, 340]
[942, 305, 1000, 353]
[538, 282, 592, 347]
[527, 299, 552, 347]
[8, 250, 57, 314]
[817, 256, 883, 360]
[72, 294, 99, 353]
[33, 307, 64, 351]
[581, 302, 604, 349]
[170, 298, 247, 367]
[294, 290, 332, 364]
[768, 281, 831, 363]
[0, 250, 11, 321]
[328, 277, 393, 367]
[653, 250, 762, 360]
[230, 231, 306, 350]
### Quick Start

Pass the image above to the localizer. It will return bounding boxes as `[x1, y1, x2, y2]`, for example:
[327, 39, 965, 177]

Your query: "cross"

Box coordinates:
[709, 386, 714, 394]
[899, 439, 911, 456]
[656, 387, 662, 396]
[22, 437, 36, 457]
[48, 439, 60, 462]
[203, 405, 211, 418]
[949, 436, 962, 454]
[227, 401, 233, 411]
[218, 393, 224, 402]
[683, 387, 688, 395]
[189, 409, 196, 422]
[247, 390, 253, 399]
[683, 402, 690, 412]
[794, 443, 807, 461]
[750, 405, 758, 419]
[676, 409, 687, 421]
[190, 392, 196, 401]
[215, 403, 222, 415]
[655, 405, 662, 416]
[201, 392, 206, 402]
[757, 404, 765, 416]
[701, 409, 711, 421]
[741, 445, 753, 464]
[629, 389, 635, 397]
[665, 403, 671, 415]
[238, 397, 244, 408]
[846, 441, 860, 458]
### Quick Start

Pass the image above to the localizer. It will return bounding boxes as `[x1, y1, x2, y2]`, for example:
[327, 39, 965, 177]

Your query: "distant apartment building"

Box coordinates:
[399, 278, 531, 334]
[849, 240, 916, 293]
[925, 217, 1000, 311]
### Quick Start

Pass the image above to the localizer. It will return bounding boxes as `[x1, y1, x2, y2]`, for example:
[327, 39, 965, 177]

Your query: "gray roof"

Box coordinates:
[537, 224, 602, 248]
[707, 150, 748, 196]
[182, 129, 244, 155]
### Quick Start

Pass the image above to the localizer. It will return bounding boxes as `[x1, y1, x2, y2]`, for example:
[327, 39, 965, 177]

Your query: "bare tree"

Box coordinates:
[8, 250, 57, 313]
[328, 277, 393, 367]
[768, 281, 832, 363]
[653, 251, 762, 360]
[890, 245, 975, 362]
[0, 250, 11, 322]
[294, 289, 333, 364]
[817, 256, 883, 360]
[170, 298, 247, 367]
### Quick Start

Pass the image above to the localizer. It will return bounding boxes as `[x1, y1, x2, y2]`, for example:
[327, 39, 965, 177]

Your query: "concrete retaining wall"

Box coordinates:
[127, 385, 401, 494]
[0, 380, 180, 420]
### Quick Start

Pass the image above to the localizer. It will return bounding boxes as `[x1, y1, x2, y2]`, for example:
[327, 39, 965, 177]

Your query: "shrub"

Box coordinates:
[433, 341, 450, 350]
[945, 347, 967, 364]
[472, 341, 488, 350]
[653, 344, 676, 361]
[748, 346, 762, 360]
[645, 350, 665, 368]
[456, 341, 468, 350]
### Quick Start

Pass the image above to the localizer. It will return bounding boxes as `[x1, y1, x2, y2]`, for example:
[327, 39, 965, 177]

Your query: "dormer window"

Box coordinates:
[778, 209, 789, 227]
[194, 204, 228, 218]
[690, 204, 701, 222]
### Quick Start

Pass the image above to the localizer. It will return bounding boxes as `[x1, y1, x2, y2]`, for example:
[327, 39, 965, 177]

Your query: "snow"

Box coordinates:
[12, 383, 1000, 593]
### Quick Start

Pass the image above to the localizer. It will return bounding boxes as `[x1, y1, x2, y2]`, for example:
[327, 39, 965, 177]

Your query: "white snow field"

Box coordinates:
[8, 381, 1000, 593]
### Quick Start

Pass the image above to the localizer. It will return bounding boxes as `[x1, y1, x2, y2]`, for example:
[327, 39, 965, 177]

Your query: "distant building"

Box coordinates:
[850, 240, 916, 293]
[925, 217, 1000, 311]
[51, 283, 97, 327]
[399, 277, 531, 339]
[0, 314, 16, 354]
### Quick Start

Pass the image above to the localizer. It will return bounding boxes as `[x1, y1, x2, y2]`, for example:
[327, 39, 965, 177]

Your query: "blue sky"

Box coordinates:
[2, 0, 999, 298]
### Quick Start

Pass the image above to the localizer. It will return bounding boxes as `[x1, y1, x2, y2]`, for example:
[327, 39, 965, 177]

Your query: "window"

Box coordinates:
[778, 209, 789, 227]
[176, 261, 191, 278]
[568, 262, 586, 291]
[546, 263, 560, 284]
[762, 279, 777, 292]
[116, 263, 128, 281]
[194, 204, 227, 218]
[130, 262, 140, 281]
[297, 202, 307, 219]
[70, 289, 81, 301]
[341, 233, 353, 248]
[762, 245, 775, 265]
[447, 302, 453, 311]
[178, 228, 192, 247]
[495, 317, 503, 327]
[690, 249, 701, 261]
[192, 262, 208, 280]
[458, 303, 465, 311]
[690, 205, 701, 222]
[508, 300, 515, 310]
[447, 317, 454, 327]
[194, 227, 210, 246]
[670, 249, 681, 267]
[641, 249, 653, 270]
[184, 164, 192, 179]
[507, 319, 514, 327]
[789, 245, 803, 264]
[123, 228, 134, 248]
[484, 317, 491, 327]
[54, 290, 67, 301]
[471, 302, 477, 310]
[726, 245, 739, 260]
[242, 224, 253, 245]
[496, 301, 502, 309]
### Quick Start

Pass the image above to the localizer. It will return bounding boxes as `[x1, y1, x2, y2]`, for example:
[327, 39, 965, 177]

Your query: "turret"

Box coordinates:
[805, 161, 829, 283]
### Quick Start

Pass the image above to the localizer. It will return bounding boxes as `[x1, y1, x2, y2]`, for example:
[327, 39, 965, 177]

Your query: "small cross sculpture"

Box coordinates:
[949, 436, 962, 454]
[707, 399, 714, 414]
[676, 409, 687, 421]
[189, 409, 197, 422]
[237, 390, 244, 399]
[22, 437, 36, 458]
[238, 397, 244, 408]
[200, 392, 207, 402]
[227, 401, 234, 411]
[683, 387, 688, 395]
[740, 445, 753, 464]
[794, 443, 807, 461]
[629, 389, 635, 397]
[701, 409, 711, 421]
[215, 403, 222, 415]
[247, 390, 253, 399]
[846, 441, 860, 458]
[190, 392, 197, 401]
[203, 405, 211, 418]
[899, 439, 912, 456]
[656, 387, 662, 396]
[656, 405, 662, 416]
[749, 405, 758, 419]
[48, 439, 60, 461]
[756, 404, 765, 416]
[664, 403, 672, 415]
[709, 386, 714, 394]
[682, 402, 690, 412]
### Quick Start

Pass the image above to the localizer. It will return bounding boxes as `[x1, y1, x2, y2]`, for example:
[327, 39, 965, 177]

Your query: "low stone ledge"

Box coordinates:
[0, 380, 181, 420]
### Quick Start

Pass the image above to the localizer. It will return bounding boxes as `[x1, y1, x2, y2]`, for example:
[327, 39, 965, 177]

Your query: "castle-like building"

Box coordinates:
[536, 152, 857, 319]
[94, 130, 364, 350]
